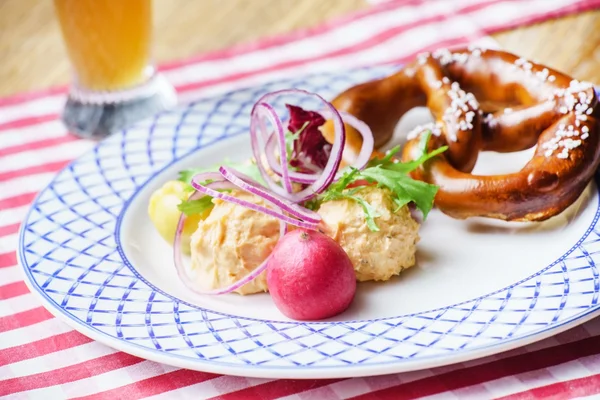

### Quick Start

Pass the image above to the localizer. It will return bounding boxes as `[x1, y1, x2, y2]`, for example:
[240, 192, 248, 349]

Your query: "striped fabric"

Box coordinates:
[2, 0, 600, 398]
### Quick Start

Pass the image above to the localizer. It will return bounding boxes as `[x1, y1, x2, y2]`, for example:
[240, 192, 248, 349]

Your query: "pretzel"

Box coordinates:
[322, 47, 600, 221]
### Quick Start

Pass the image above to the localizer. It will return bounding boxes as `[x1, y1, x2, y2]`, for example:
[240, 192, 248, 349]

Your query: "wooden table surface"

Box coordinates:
[0, 0, 599, 98]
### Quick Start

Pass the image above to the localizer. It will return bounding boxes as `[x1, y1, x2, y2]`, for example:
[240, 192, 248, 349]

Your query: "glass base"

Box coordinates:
[61, 73, 177, 139]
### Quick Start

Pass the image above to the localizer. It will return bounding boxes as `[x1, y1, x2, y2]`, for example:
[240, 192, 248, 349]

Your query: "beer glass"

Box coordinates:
[53, 0, 176, 138]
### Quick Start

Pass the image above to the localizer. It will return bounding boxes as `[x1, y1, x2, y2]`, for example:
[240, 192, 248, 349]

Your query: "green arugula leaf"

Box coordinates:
[381, 146, 448, 174]
[382, 145, 402, 163]
[367, 144, 402, 167]
[367, 131, 447, 174]
[302, 198, 320, 211]
[310, 131, 447, 231]
[320, 167, 361, 201]
[284, 121, 309, 160]
[393, 196, 412, 213]
[360, 167, 438, 219]
[316, 188, 381, 232]
[177, 159, 263, 217]
[177, 196, 215, 216]
[418, 130, 433, 157]
[393, 176, 440, 219]
[346, 194, 381, 232]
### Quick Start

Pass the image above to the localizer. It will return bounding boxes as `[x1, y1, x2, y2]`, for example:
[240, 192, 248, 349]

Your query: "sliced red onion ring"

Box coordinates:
[264, 133, 319, 184]
[190, 176, 319, 230]
[183, 171, 226, 185]
[219, 166, 321, 223]
[218, 163, 265, 187]
[333, 110, 374, 173]
[174, 165, 317, 295]
[173, 181, 242, 295]
[173, 88, 374, 296]
[250, 105, 296, 198]
[200, 220, 287, 296]
[252, 102, 294, 194]
[263, 109, 375, 184]
[173, 185, 287, 295]
[250, 89, 345, 202]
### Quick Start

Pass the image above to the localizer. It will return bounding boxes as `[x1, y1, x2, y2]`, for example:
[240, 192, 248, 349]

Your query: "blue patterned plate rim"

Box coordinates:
[17, 65, 600, 378]
[114, 132, 600, 323]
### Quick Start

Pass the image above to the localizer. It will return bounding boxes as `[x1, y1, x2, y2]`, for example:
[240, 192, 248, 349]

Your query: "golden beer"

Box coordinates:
[53, 0, 153, 91]
[52, 0, 175, 138]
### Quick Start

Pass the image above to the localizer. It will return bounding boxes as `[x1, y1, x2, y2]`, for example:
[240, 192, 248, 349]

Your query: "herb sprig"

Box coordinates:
[309, 131, 447, 231]
[178, 159, 264, 188]
[175, 122, 447, 229]
[176, 119, 310, 217]
[177, 195, 216, 216]
[285, 121, 309, 161]
[176, 159, 260, 216]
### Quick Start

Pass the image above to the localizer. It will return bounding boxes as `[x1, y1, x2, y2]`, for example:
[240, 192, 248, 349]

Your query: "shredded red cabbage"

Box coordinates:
[286, 104, 331, 172]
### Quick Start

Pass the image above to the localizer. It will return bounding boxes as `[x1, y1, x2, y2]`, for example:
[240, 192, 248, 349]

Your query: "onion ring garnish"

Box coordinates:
[250, 89, 346, 203]
[265, 133, 317, 184]
[264, 109, 375, 183]
[219, 166, 321, 223]
[251, 103, 294, 196]
[173, 88, 376, 296]
[190, 176, 319, 230]
[173, 181, 239, 295]
[173, 182, 290, 296]
[333, 110, 374, 172]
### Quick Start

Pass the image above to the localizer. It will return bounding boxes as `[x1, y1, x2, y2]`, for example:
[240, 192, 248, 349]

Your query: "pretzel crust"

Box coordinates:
[323, 48, 600, 221]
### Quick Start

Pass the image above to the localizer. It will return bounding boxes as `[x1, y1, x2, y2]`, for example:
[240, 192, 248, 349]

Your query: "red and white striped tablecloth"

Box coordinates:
[3, 0, 600, 398]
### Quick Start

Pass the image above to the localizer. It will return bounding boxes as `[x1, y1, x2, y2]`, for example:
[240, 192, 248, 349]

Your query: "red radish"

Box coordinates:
[266, 229, 356, 320]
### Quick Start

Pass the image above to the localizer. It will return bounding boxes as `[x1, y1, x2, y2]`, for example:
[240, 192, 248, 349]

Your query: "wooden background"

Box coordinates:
[0, 0, 599, 97]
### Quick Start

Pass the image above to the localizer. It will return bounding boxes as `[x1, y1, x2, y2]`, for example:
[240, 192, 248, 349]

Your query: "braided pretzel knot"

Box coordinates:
[324, 48, 600, 221]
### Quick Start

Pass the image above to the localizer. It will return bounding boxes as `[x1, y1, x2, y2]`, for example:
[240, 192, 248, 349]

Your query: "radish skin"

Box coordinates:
[266, 229, 356, 320]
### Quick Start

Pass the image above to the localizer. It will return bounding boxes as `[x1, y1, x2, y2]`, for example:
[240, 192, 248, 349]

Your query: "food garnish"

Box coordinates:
[176, 195, 215, 218]
[147, 86, 445, 320]
[176, 159, 263, 216]
[252, 89, 372, 201]
[266, 229, 356, 321]
[147, 180, 205, 255]
[307, 131, 447, 231]
[149, 48, 600, 321]
[285, 104, 330, 171]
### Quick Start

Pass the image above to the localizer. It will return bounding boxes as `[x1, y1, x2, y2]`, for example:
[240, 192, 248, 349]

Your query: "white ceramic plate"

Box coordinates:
[19, 66, 600, 379]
